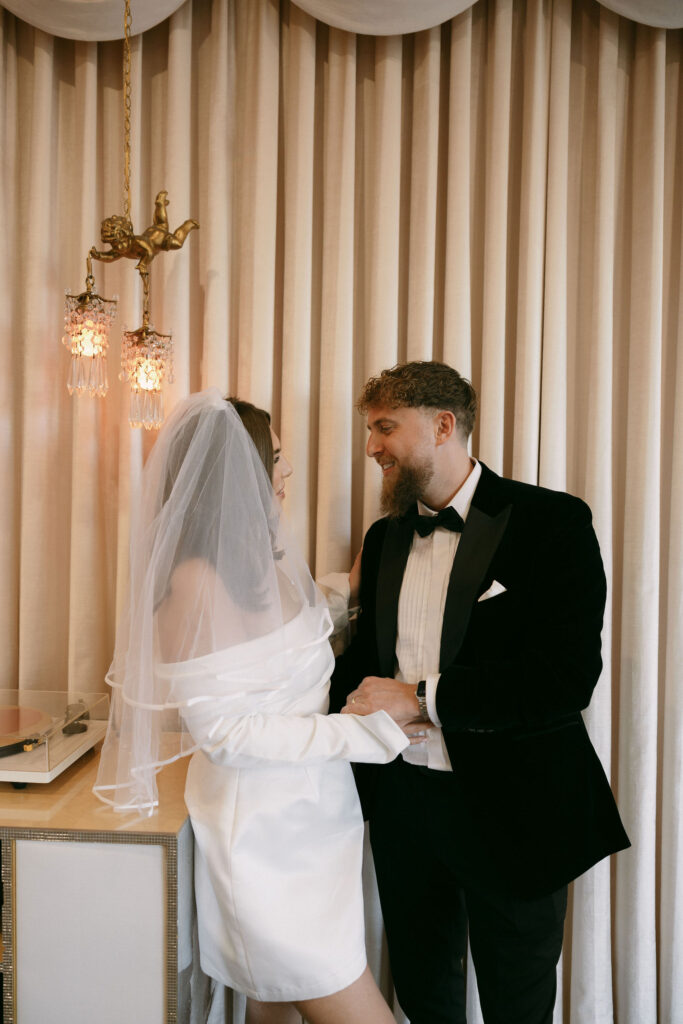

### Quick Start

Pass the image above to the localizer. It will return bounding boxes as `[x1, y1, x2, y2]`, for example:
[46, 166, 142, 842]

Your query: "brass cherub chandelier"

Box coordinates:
[63, 0, 198, 429]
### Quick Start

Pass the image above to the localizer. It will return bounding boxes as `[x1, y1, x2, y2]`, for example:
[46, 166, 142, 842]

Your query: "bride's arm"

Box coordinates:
[161, 556, 409, 767]
[180, 703, 409, 768]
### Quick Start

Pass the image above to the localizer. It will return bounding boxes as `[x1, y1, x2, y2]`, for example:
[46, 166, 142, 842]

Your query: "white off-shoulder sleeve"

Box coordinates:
[180, 704, 409, 768]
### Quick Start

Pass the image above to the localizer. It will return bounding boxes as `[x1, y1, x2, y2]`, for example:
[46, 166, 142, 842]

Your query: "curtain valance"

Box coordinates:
[0, 0, 186, 40]
[4, 0, 682, 40]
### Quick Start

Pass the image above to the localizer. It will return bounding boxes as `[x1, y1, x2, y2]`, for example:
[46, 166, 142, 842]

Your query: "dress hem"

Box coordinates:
[202, 953, 368, 1003]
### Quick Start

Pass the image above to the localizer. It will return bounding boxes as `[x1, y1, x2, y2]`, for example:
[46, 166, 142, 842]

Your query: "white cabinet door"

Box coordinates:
[15, 839, 165, 1024]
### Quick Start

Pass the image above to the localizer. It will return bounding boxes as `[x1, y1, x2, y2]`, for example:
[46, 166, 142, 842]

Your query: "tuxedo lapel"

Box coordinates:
[375, 516, 414, 677]
[439, 500, 511, 671]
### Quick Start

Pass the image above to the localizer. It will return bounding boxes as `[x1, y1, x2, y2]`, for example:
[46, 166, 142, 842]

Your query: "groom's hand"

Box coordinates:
[342, 676, 424, 729]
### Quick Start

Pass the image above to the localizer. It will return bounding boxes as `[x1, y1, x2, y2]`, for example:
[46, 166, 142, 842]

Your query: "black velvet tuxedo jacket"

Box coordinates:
[330, 462, 630, 898]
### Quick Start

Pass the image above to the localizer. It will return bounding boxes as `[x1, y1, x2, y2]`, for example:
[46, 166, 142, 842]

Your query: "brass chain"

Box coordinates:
[122, 0, 132, 220]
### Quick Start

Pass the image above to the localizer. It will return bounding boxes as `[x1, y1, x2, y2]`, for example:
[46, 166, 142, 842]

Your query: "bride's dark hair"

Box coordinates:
[226, 397, 274, 481]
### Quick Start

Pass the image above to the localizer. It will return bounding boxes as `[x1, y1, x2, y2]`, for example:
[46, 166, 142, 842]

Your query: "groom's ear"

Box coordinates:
[434, 410, 456, 446]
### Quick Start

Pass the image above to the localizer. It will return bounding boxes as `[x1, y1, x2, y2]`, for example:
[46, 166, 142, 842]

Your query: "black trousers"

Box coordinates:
[368, 757, 567, 1024]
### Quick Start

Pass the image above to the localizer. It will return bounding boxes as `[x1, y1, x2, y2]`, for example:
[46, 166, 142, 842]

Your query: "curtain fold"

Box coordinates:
[660, 185, 683, 1024]
[659, 26, 683, 1024]
[478, 0, 513, 469]
[19, 27, 67, 690]
[357, 32, 403, 528]
[280, 2, 317, 554]
[538, 0, 571, 488]
[511, 0, 549, 483]
[1, 0, 681, 1019]
[405, 25, 441, 361]
[615, 23, 666, 1024]
[443, 9, 474, 381]
[234, 0, 280, 410]
[315, 26, 356, 574]
[0, 11, 18, 691]
[569, 7, 618, 1021]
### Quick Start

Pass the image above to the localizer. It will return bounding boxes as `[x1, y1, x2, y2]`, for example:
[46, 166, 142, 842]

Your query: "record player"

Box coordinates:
[0, 690, 109, 784]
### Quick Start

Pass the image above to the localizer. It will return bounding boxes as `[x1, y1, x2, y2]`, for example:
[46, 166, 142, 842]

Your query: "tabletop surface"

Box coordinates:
[0, 744, 190, 836]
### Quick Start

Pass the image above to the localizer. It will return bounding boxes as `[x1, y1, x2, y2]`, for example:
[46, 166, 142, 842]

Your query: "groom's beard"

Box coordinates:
[380, 460, 434, 518]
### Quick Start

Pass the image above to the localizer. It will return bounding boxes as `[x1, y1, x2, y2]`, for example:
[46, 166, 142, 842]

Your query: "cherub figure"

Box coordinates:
[90, 191, 198, 273]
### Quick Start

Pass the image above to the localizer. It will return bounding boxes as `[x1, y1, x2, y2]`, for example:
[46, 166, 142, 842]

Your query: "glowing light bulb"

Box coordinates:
[73, 322, 106, 358]
[135, 358, 161, 392]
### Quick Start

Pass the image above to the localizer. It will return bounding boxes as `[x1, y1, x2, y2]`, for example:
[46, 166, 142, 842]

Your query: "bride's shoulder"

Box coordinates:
[157, 559, 234, 661]
[168, 557, 218, 590]
[157, 558, 222, 631]
[163, 559, 233, 619]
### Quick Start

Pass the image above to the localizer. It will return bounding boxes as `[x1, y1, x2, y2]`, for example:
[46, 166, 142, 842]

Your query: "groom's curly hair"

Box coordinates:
[357, 361, 478, 440]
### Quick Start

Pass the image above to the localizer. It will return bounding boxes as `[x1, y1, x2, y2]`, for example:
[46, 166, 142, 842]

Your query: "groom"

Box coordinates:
[330, 361, 629, 1024]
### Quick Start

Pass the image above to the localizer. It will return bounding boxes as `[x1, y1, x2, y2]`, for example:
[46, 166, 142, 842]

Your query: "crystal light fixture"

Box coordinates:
[120, 323, 174, 430]
[63, 0, 198, 429]
[63, 258, 117, 396]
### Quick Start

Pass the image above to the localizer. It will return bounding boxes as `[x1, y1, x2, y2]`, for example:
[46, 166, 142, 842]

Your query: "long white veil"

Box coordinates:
[94, 389, 332, 813]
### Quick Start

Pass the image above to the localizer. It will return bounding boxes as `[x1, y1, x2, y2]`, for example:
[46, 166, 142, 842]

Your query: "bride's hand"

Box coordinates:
[342, 676, 422, 728]
[403, 720, 434, 745]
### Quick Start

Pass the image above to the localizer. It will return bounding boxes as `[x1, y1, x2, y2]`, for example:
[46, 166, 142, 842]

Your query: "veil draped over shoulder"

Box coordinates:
[94, 389, 332, 814]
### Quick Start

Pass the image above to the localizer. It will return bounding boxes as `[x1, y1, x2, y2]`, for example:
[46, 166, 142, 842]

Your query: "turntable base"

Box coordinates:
[0, 692, 109, 784]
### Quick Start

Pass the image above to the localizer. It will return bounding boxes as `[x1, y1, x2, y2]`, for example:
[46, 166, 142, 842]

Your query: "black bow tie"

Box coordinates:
[407, 506, 465, 537]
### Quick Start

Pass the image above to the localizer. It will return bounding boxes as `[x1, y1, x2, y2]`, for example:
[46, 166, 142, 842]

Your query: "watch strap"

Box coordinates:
[416, 679, 430, 722]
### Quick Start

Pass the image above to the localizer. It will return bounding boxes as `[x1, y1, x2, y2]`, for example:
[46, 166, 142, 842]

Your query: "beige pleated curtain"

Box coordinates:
[1, 0, 681, 1021]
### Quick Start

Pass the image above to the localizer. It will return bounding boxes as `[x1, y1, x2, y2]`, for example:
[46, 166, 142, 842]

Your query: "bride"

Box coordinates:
[94, 389, 413, 1024]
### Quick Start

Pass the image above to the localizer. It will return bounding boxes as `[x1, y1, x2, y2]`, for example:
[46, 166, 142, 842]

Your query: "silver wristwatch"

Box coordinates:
[416, 679, 430, 722]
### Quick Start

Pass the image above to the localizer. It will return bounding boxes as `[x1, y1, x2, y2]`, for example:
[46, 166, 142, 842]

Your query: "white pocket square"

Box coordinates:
[478, 580, 507, 602]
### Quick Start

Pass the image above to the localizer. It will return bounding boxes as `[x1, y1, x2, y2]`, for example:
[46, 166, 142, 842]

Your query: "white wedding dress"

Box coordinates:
[158, 604, 408, 1002]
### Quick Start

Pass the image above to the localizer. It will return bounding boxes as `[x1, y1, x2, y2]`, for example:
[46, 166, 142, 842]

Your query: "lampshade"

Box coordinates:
[120, 324, 174, 430]
[63, 284, 117, 397]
